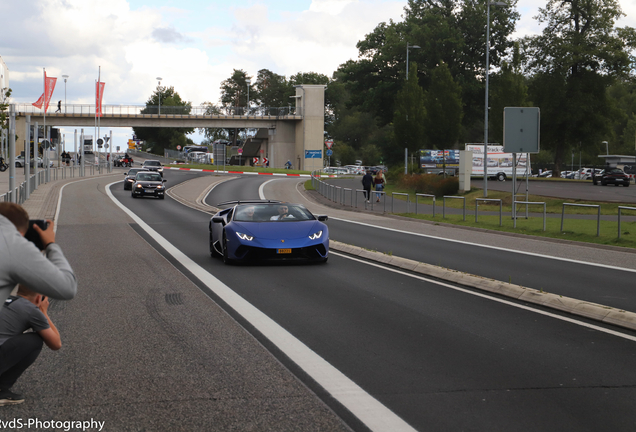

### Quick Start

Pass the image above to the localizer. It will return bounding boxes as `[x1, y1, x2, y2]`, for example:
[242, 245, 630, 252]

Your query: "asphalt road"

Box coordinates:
[108, 170, 636, 431]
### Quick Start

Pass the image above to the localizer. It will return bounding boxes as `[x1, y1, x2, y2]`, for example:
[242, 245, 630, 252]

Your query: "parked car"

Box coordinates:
[594, 167, 630, 187]
[123, 168, 150, 190]
[131, 171, 167, 199]
[14, 155, 49, 168]
[537, 170, 552, 178]
[323, 167, 349, 174]
[142, 160, 164, 176]
[209, 201, 329, 264]
[574, 168, 601, 180]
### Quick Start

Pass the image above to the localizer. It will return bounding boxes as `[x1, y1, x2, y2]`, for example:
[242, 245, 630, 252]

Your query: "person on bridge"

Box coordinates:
[0, 284, 62, 406]
[0, 203, 77, 308]
[55, 101, 61, 113]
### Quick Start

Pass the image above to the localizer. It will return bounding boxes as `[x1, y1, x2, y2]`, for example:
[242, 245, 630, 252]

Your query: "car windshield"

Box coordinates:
[128, 169, 145, 175]
[607, 168, 624, 174]
[144, 161, 161, 166]
[233, 204, 315, 222]
[136, 173, 162, 181]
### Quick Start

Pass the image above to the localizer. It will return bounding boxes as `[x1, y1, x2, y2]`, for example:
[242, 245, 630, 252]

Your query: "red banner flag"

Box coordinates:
[32, 71, 57, 111]
[95, 81, 105, 117]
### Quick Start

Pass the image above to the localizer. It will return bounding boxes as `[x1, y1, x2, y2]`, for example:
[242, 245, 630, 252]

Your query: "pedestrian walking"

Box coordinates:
[55, 101, 61, 113]
[374, 170, 386, 202]
[361, 170, 373, 203]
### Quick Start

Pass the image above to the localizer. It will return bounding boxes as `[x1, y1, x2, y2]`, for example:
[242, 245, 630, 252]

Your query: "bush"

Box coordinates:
[397, 173, 459, 197]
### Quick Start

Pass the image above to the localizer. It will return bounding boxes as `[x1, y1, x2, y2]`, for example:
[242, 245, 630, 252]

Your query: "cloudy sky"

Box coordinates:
[2, 0, 635, 149]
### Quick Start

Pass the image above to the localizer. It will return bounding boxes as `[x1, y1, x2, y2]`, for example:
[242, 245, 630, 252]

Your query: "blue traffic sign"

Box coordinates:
[305, 150, 322, 159]
[326, 149, 333, 156]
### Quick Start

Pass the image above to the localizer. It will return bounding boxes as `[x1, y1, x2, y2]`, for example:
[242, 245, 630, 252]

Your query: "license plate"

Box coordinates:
[277, 248, 292, 254]
[145, 189, 155, 193]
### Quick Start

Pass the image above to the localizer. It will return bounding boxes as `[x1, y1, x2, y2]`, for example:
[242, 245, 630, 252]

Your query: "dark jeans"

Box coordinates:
[0, 333, 43, 390]
[363, 187, 371, 200]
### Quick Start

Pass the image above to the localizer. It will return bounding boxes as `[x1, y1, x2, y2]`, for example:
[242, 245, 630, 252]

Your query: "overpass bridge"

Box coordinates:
[11, 84, 326, 170]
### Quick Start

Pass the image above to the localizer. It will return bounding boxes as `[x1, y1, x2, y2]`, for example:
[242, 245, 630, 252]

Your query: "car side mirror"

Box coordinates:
[212, 216, 225, 224]
[317, 215, 328, 221]
[163, 179, 167, 183]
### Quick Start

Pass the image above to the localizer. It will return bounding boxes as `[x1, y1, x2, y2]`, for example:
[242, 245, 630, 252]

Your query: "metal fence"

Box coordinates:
[1, 163, 106, 205]
[14, 104, 301, 118]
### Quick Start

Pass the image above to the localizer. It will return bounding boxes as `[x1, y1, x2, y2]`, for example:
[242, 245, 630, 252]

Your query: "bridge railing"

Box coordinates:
[14, 104, 302, 118]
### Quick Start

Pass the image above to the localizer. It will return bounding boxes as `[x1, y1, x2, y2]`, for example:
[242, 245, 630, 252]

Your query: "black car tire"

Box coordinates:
[131, 192, 137, 198]
[159, 195, 165, 200]
[15, 162, 22, 168]
[625, 183, 630, 187]
[601, 181, 606, 186]
[497, 172, 506, 182]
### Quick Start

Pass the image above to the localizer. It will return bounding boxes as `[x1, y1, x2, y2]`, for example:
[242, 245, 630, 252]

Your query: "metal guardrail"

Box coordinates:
[415, 194, 436, 217]
[561, 203, 601, 237]
[476, 198, 502, 226]
[1, 163, 108, 205]
[443, 196, 466, 221]
[391, 192, 408, 213]
[515, 201, 547, 231]
[618, 206, 636, 239]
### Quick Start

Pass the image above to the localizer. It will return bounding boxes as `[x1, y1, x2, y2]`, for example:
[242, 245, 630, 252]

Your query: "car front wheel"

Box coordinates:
[497, 173, 506, 182]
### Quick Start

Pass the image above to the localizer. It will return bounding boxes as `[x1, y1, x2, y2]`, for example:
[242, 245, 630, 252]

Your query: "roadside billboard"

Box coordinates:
[466, 144, 530, 177]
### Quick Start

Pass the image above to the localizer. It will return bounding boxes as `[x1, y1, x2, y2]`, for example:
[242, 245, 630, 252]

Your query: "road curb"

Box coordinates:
[329, 239, 636, 332]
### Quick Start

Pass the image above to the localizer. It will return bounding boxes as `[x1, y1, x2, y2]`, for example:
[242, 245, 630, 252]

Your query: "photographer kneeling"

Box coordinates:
[0, 285, 61, 405]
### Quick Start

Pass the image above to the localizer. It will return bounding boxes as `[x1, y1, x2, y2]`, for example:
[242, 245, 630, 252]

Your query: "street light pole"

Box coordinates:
[246, 77, 251, 114]
[602, 141, 608, 155]
[62, 75, 69, 113]
[484, 1, 506, 197]
[156, 77, 162, 115]
[406, 43, 421, 79]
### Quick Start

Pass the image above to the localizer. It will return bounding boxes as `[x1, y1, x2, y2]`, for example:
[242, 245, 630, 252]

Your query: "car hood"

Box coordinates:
[232, 220, 323, 240]
[135, 181, 163, 186]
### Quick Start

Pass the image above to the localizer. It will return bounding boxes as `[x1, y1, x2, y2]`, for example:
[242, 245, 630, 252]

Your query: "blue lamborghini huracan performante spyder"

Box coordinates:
[209, 201, 329, 264]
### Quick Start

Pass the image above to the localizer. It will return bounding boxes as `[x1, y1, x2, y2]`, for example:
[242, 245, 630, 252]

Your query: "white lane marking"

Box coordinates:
[327, 217, 636, 274]
[330, 251, 636, 343]
[258, 178, 278, 199]
[104, 181, 416, 432]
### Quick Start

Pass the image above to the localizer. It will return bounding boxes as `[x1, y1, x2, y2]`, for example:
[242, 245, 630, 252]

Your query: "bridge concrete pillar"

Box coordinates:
[14, 115, 27, 155]
[261, 122, 296, 169]
[294, 85, 325, 171]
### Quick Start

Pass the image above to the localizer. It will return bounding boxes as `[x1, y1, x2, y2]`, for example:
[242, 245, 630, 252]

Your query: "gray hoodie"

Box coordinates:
[0, 215, 77, 306]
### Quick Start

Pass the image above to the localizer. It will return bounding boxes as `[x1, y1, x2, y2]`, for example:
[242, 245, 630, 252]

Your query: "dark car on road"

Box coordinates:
[123, 168, 149, 190]
[131, 172, 167, 199]
[594, 167, 630, 187]
[142, 160, 164, 176]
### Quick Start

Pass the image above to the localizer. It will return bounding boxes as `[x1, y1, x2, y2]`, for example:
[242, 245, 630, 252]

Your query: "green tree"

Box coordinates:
[489, 43, 530, 143]
[392, 63, 427, 162]
[523, 0, 635, 174]
[254, 69, 292, 108]
[134, 86, 194, 154]
[220, 69, 252, 110]
[423, 62, 463, 148]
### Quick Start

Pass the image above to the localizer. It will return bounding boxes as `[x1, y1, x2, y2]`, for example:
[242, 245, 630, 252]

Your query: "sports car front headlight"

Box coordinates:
[236, 232, 253, 241]
[156, 184, 164, 189]
[135, 184, 143, 188]
[308, 230, 323, 240]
